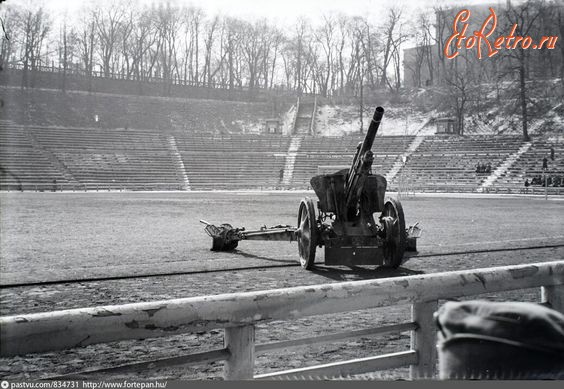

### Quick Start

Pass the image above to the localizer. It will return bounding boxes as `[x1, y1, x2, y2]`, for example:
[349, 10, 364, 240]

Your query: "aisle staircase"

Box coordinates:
[478, 141, 532, 192]
[25, 129, 79, 185]
[281, 136, 303, 186]
[293, 97, 315, 135]
[167, 135, 191, 190]
[386, 136, 426, 183]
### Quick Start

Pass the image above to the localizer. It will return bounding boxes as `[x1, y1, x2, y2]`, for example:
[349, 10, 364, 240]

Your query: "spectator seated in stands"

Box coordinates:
[530, 174, 563, 187]
[543, 176, 553, 187]
[476, 162, 491, 174]
[524, 178, 530, 191]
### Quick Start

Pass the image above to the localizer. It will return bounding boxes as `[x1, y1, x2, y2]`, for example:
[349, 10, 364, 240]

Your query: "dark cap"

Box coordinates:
[435, 300, 564, 379]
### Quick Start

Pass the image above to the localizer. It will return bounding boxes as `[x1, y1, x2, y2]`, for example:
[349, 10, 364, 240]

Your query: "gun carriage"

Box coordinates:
[202, 106, 421, 269]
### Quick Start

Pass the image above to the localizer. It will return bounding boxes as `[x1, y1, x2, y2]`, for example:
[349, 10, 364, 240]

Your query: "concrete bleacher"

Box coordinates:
[0, 122, 68, 190]
[397, 136, 524, 192]
[175, 133, 290, 190]
[493, 140, 564, 193]
[31, 126, 180, 190]
[291, 135, 413, 188]
[2, 85, 562, 194]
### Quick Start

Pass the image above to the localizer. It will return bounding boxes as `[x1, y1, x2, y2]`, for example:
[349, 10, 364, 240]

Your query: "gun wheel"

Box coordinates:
[297, 197, 318, 270]
[380, 198, 406, 268]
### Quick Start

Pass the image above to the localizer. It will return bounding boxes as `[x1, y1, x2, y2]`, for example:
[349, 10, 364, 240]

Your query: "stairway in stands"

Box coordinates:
[293, 97, 315, 135]
[478, 141, 532, 192]
[166, 135, 191, 190]
[24, 128, 80, 185]
[281, 136, 303, 186]
[386, 136, 426, 183]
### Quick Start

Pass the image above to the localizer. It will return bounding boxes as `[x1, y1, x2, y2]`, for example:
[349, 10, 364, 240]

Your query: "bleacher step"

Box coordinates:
[386, 136, 426, 184]
[282, 136, 303, 186]
[166, 135, 191, 191]
[479, 141, 532, 191]
[24, 129, 79, 184]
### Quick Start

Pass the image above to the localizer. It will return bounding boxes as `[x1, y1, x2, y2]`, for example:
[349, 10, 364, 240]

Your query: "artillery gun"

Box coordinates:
[202, 106, 421, 269]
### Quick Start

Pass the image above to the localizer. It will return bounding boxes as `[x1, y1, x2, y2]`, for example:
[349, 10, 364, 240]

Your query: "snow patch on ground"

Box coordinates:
[281, 105, 296, 136]
[316, 105, 435, 136]
[234, 119, 263, 134]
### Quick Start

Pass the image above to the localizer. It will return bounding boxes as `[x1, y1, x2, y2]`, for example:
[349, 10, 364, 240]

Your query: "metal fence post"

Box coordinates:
[542, 285, 564, 314]
[410, 300, 438, 379]
[224, 325, 255, 380]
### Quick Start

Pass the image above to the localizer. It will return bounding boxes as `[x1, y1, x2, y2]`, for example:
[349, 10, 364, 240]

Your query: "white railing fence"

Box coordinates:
[1, 261, 563, 380]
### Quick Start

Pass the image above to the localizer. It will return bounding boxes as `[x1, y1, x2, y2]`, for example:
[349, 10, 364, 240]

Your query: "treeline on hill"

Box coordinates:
[0, 0, 562, 140]
[407, 1, 563, 139]
[0, 1, 413, 97]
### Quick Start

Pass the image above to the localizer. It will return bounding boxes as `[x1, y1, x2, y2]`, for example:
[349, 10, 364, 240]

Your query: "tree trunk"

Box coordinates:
[519, 49, 529, 141]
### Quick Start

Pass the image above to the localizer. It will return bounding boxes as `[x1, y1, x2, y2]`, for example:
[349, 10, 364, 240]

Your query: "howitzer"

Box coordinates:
[202, 106, 421, 270]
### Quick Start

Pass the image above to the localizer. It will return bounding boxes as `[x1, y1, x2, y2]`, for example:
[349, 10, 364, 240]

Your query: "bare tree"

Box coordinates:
[16, 5, 51, 88]
[0, 7, 15, 71]
[190, 7, 203, 85]
[291, 18, 310, 93]
[441, 53, 478, 136]
[502, 0, 546, 141]
[76, 9, 97, 91]
[259, 23, 282, 90]
[222, 17, 241, 91]
[313, 14, 336, 97]
[379, 7, 408, 91]
[94, 2, 127, 77]
[154, 2, 183, 94]
[266, 26, 283, 89]
[126, 7, 156, 82]
[202, 14, 219, 87]
[408, 10, 435, 87]
[58, 18, 77, 92]
[335, 14, 349, 94]
[118, 8, 134, 79]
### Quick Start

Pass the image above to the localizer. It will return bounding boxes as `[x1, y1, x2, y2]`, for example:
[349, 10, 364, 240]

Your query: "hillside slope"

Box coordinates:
[315, 79, 564, 139]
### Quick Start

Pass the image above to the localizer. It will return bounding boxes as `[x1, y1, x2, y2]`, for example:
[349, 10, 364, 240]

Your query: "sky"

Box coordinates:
[28, 0, 507, 25]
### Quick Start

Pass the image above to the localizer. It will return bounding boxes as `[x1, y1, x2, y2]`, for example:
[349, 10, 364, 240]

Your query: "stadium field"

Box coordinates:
[1, 191, 562, 289]
[0, 191, 563, 379]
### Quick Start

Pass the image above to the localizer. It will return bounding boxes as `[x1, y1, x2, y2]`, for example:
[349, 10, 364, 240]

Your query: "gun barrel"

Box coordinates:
[346, 107, 384, 183]
[359, 106, 384, 155]
[344, 107, 385, 213]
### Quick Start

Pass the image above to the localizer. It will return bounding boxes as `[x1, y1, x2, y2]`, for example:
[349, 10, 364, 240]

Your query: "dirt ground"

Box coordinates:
[0, 192, 563, 380]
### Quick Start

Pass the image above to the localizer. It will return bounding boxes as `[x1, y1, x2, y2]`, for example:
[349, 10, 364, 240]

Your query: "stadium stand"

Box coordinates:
[0, 87, 561, 194]
[292, 135, 413, 188]
[396, 136, 524, 192]
[494, 140, 564, 194]
[0, 121, 68, 190]
[175, 133, 290, 190]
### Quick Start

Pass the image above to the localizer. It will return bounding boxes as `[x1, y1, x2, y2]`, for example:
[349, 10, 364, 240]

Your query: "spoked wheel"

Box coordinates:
[296, 197, 318, 270]
[380, 198, 406, 268]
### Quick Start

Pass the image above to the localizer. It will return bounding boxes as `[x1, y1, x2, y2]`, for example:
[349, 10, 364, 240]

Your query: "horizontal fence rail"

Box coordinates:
[1, 261, 563, 379]
[1, 183, 563, 195]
